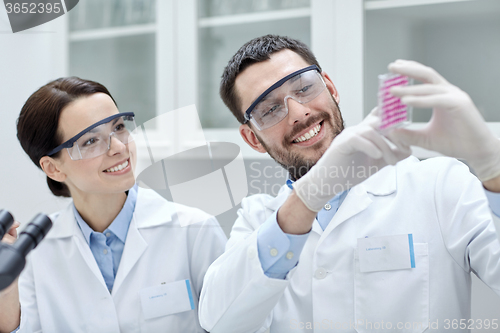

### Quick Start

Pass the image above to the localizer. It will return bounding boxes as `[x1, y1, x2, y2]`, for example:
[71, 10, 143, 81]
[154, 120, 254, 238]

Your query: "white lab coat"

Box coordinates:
[199, 156, 500, 333]
[18, 187, 227, 333]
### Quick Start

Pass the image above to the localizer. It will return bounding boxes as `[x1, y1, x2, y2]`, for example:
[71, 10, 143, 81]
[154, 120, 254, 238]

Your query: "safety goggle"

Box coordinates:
[46, 112, 136, 160]
[243, 65, 326, 131]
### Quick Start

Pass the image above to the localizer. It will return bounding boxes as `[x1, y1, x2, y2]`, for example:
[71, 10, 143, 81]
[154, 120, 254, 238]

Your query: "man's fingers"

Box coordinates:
[390, 84, 449, 97]
[399, 94, 459, 109]
[388, 59, 448, 85]
[345, 134, 383, 160]
[361, 130, 403, 165]
[387, 127, 429, 149]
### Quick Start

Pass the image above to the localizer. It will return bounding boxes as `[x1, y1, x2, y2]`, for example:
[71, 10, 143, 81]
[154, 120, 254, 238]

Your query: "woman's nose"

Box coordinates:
[107, 133, 126, 155]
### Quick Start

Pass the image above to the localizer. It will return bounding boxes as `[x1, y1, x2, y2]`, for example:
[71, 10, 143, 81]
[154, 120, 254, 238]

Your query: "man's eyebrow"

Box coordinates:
[288, 73, 303, 84]
[260, 94, 271, 102]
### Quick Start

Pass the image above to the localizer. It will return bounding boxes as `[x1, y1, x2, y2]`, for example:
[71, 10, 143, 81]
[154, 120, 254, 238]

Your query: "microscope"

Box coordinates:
[0, 210, 52, 291]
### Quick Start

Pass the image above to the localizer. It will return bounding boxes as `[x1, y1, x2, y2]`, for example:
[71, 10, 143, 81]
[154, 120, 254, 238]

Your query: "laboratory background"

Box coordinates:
[1, 0, 500, 328]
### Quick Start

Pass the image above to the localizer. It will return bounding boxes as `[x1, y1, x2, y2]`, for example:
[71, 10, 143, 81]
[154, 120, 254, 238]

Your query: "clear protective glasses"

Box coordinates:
[46, 112, 136, 160]
[243, 65, 326, 131]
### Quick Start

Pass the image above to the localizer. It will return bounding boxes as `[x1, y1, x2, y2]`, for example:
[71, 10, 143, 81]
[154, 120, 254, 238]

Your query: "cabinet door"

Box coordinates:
[364, 0, 500, 135]
[68, 0, 157, 127]
[197, 0, 312, 130]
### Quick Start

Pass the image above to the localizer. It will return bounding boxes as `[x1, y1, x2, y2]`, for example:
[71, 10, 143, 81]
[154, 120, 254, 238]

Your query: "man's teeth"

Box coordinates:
[293, 124, 321, 143]
[105, 160, 129, 173]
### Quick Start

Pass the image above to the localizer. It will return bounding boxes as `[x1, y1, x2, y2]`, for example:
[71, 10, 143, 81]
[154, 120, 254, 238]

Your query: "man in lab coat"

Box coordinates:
[199, 35, 500, 332]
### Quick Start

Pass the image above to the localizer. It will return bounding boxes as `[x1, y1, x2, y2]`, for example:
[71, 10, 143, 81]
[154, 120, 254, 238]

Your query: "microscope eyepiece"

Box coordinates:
[14, 213, 52, 257]
[0, 210, 14, 240]
[0, 212, 52, 291]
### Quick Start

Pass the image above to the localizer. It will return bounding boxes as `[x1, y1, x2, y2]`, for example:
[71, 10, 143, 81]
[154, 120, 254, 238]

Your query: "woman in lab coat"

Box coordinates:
[13, 77, 226, 332]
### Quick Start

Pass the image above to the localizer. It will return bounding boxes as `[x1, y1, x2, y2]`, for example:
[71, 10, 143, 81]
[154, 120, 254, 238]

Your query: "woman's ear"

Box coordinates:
[321, 71, 340, 105]
[39, 156, 67, 183]
[239, 124, 266, 153]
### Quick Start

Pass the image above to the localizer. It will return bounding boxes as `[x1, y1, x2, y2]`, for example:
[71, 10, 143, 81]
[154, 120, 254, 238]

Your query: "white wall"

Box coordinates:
[0, 10, 71, 224]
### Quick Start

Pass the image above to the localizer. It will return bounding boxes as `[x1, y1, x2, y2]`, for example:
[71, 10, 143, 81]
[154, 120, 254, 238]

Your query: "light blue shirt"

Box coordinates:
[257, 181, 500, 280]
[73, 184, 138, 292]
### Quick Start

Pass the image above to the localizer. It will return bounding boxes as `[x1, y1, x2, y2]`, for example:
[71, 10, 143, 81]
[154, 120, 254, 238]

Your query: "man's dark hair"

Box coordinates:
[220, 35, 322, 124]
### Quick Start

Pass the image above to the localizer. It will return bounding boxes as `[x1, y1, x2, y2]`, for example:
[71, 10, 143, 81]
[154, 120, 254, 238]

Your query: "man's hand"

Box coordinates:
[388, 59, 500, 184]
[293, 109, 411, 212]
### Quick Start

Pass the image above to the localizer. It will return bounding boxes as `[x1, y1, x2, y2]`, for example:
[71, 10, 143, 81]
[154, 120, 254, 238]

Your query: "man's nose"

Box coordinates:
[285, 97, 310, 125]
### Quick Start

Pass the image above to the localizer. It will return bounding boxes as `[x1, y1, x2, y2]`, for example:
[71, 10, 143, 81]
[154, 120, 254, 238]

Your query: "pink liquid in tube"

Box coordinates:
[377, 73, 412, 132]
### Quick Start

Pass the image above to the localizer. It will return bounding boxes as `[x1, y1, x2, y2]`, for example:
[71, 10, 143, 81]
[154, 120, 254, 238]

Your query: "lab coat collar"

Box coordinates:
[317, 157, 417, 242]
[44, 187, 177, 294]
[46, 187, 174, 240]
[360, 163, 398, 196]
[263, 157, 409, 238]
[263, 158, 400, 213]
[264, 184, 292, 212]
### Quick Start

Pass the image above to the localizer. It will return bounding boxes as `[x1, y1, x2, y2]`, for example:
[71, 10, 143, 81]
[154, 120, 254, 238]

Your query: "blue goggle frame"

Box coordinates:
[243, 65, 321, 123]
[46, 112, 135, 157]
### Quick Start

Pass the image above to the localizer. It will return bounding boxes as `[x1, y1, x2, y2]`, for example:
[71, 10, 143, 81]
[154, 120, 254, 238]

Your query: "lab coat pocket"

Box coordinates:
[139, 279, 195, 320]
[354, 243, 429, 333]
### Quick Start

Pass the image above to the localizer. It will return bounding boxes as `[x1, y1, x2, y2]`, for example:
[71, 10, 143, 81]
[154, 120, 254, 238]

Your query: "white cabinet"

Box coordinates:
[197, 0, 311, 129]
[66, 0, 500, 159]
[68, 0, 157, 127]
[362, 0, 500, 154]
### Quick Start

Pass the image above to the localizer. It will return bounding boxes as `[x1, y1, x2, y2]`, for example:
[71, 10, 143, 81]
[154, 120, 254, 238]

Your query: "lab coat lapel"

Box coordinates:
[112, 214, 147, 295]
[264, 184, 334, 236]
[317, 186, 373, 246]
[317, 163, 398, 245]
[46, 205, 108, 289]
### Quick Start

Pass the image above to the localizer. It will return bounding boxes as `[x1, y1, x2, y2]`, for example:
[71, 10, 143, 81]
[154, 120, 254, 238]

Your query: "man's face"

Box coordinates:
[236, 49, 344, 180]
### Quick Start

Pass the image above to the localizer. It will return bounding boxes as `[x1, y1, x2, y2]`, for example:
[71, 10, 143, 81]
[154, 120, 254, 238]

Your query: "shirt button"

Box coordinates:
[286, 251, 294, 260]
[103, 249, 108, 255]
[270, 248, 279, 257]
[324, 203, 332, 211]
[314, 267, 327, 279]
[106, 232, 111, 237]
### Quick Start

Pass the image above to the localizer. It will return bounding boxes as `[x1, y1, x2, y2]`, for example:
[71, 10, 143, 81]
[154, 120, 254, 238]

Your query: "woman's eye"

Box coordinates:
[82, 137, 98, 147]
[114, 123, 125, 131]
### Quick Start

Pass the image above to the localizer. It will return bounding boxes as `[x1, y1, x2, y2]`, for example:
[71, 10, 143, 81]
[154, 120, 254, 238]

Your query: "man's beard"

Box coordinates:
[255, 97, 344, 181]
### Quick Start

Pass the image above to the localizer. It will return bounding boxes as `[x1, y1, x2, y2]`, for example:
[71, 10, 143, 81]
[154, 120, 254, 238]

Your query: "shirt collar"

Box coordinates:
[73, 184, 138, 244]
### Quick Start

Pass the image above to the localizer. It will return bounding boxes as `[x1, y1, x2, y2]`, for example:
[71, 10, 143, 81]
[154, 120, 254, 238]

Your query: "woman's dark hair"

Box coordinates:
[17, 77, 117, 197]
[220, 34, 321, 124]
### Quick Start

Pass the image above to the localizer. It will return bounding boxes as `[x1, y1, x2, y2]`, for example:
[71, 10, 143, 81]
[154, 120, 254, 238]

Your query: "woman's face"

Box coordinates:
[55, 93, 136, 196]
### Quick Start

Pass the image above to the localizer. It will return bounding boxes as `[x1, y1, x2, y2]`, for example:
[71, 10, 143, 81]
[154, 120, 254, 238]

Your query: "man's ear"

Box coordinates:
[321, 71, 340, 105]
[39, 156, 67, 183]
[239, 123, 267, 153]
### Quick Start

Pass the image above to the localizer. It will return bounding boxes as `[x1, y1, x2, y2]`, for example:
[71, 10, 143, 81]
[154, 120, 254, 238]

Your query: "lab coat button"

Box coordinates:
[247, 247, 257, 259]
[314, 267, 327, 279]
[270, 248, 279, 257]
[286, 251, 294, 260]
